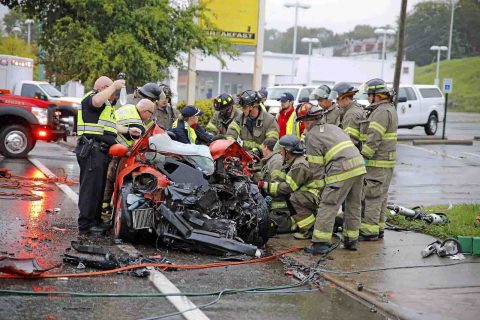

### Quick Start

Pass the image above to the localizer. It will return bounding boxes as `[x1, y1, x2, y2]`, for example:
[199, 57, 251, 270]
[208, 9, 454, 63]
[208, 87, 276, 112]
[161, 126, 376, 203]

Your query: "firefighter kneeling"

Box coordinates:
[257, 135, 318, 238]
[297, 103, 366, 255]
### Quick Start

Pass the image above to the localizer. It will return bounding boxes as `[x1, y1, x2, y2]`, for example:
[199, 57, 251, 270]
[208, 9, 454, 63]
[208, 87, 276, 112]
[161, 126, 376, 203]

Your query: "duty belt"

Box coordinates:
[78, 136, 110, 153]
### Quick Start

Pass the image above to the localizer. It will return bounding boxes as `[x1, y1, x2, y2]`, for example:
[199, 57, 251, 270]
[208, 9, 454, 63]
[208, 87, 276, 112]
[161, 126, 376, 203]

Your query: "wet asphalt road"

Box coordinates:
[1, 112, 479, 319]
[0, 145, 382, 319]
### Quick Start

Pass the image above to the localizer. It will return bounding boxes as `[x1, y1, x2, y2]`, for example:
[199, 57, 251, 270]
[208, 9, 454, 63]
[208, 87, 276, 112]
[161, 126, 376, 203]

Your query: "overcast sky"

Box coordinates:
[265, 0, 425, 33]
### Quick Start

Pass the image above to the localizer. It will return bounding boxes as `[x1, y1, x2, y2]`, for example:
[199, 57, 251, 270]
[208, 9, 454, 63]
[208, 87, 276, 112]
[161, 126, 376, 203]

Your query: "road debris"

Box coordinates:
[0, 256, 61, 276]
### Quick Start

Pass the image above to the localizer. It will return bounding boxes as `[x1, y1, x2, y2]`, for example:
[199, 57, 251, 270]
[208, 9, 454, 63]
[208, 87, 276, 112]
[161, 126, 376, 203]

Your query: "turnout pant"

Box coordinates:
[75, 143, 110, 230]
[290, 191, 318, 232]
[361, 167, 393, 237]
[103, 156, 120, 207]
[312, 175, 363, 244]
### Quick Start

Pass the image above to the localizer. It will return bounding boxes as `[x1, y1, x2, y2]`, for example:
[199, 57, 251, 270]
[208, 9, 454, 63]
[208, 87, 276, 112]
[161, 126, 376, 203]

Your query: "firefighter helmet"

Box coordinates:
[309, 85, 331, 100]
[329, 82, 358, 100]
[213, 93, 234, 111]
[279, 134, 304, 154]
[238, 90, 261, 107]
[138, 83, 161, 101]
[365, 78, 389, 95]
[296, 102, 323, 121]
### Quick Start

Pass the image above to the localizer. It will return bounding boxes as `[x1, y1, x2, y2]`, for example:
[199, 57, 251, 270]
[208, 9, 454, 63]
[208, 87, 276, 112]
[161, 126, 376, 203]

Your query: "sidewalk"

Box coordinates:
[268, 231, 480, 320]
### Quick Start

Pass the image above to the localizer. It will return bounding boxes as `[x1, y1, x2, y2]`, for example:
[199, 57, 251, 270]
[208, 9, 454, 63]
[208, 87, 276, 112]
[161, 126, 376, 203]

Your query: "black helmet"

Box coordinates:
[138, 83, 161, 101]
[159, 84, 172, 99]
[258, 88, 268, 99]
[238, 90, 261, 107]
[213, 93, 234, 111]
[365, 78, 389, 95]
[279, 134, 304, 155]
[309, 85, 331, 100]
[329, 82, 358, 100]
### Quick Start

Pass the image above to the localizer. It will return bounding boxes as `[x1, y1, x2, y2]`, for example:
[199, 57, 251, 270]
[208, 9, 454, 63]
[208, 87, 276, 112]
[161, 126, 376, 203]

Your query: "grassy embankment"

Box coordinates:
[387, 203, 480, 239]
[414, 56, 480, 112]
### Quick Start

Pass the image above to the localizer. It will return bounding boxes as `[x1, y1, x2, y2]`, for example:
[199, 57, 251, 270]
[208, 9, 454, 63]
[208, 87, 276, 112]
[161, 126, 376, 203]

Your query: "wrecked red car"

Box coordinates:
[109, 125, 270, 257]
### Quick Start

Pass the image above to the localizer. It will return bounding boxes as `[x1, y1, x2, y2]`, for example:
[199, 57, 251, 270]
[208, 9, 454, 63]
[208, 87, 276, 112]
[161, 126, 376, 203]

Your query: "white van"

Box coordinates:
[265, 85, 316, 114]
[354, 84, 444, 135]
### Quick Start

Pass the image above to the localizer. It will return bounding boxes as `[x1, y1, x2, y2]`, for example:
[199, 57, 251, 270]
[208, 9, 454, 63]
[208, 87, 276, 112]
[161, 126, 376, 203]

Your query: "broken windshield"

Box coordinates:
[148, 133, 214, 175]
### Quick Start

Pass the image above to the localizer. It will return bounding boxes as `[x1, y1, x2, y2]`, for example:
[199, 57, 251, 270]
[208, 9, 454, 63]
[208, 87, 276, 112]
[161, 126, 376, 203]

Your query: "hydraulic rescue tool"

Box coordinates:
[387, 204, 449, 225]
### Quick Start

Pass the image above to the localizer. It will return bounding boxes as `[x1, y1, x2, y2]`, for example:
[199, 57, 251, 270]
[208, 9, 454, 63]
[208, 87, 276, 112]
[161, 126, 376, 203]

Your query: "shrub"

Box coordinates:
[177, 99, 214, 127]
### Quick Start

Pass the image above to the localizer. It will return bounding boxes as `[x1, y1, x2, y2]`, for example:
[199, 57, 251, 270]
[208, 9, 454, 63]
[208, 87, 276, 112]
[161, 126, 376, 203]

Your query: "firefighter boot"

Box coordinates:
[304, 242, 332, 255]
[343, 238, 358, 251]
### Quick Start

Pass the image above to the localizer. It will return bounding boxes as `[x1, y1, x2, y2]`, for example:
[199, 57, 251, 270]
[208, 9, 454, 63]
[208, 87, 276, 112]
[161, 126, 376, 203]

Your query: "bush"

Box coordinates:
[177, 99, 214, 127]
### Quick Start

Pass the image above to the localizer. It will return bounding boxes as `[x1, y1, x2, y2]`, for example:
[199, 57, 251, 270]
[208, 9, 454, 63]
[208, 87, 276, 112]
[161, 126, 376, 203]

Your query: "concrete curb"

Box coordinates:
[398, 135, 445, 141]
[412, 139, 473, 146]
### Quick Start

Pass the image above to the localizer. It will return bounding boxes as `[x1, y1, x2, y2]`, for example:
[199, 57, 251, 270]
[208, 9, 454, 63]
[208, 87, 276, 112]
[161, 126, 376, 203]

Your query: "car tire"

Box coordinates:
[0, 124, 35, 158]
[424, 113, 438, 136]
[113, 181, 138, 241]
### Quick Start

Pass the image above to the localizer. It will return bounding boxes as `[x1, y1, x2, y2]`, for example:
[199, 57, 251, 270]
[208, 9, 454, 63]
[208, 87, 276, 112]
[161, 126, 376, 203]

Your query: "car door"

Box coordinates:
[397, 86, 420, 126]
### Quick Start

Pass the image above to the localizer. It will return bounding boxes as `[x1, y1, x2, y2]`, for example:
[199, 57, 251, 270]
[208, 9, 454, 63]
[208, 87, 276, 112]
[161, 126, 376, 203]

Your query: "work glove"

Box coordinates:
[257, 180, 269, 190]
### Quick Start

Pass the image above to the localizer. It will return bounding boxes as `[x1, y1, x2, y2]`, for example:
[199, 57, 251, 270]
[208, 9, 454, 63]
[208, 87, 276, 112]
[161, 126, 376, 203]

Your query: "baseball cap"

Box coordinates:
[181, 105, 204, 118]
[278, 92, 295, 102]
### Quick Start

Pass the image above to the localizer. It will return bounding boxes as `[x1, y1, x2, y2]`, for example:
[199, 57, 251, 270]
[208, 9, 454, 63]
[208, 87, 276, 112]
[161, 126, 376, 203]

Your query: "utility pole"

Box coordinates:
[447, 0, 457, 60]
[187, 0, 198, 104]
[253, 0, 266, 90]
[393, 0, 408, 107]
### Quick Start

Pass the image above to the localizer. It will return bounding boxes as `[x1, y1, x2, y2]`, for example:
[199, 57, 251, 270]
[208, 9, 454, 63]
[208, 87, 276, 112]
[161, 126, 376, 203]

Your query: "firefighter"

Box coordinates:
[360, 78, 398, 241]
[226, 90, 279, 152]
[169, 105, 211, 144]
[309, 85, 341, 125]
[155, 84, 179, 130]
[277, 92, 302, 138]
[206, 93, 242, 136]
[258, 135, 319, 237]
[76, 76, 124, 234]
[258, 138, 283, 182]
[296, 103, 366, 255]
[330, 82, 365, 149]
[102, 99, 155, 214]
[126, 82, 158, 106]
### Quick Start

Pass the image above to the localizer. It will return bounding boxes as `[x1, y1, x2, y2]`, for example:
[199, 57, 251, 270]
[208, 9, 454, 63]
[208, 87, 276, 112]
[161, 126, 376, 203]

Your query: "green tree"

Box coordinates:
[0, 35, 35, 57]
[0, 0, 235, 88]
[1, 7, 39, 43]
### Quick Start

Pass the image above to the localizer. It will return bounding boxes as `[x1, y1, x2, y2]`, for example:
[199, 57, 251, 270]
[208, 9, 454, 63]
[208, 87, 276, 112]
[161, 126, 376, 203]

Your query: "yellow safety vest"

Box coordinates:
[114, 104, 144, 147]
[172, 119, 197, 144]
[285, 111, 301, 138]
[77, 91, 117, 137]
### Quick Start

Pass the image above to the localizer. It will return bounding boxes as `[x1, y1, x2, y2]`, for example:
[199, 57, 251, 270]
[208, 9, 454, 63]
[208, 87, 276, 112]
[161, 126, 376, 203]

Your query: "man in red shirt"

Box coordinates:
[277, 92, 302, 138]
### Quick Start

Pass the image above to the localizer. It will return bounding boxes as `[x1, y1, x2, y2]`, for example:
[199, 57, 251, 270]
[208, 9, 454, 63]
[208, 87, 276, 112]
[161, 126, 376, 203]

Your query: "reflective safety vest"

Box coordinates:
[114, 104, 144, 147]
[172, 119, 197, 144]
[285, 111, 301, 138]
[77, 91, 117, 137]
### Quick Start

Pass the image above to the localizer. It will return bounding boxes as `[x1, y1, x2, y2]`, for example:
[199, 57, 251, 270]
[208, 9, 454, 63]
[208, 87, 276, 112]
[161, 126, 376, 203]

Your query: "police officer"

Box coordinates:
[360, 78, 398, 241]
[226, 90, 279, 152]
[277, 92, 302, 138]
[330, 82, 365, 149]
[206, 93, 242, 135]
[169, 105, 211, 144]
[309, 85, 341, 125]
[296, 103, 366, 255]
[76, 76, 124, 234]
[102, 99, 155, 213]
[258, 135, 319, 237]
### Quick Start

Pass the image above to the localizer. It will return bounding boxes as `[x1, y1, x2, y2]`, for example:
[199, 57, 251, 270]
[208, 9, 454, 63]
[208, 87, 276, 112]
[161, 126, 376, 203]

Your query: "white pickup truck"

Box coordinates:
[355, 84, 444, 135]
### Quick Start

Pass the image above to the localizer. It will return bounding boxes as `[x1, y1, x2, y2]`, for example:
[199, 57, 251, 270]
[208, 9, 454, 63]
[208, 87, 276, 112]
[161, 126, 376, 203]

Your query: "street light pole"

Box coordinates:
[285, 2, 310, 83]
[25, 19, 34, 46]
[374, 28, 396, 80]
[430, 45, 448, 86]
[301, 37, 319, 84]
[447, 0, 457, 60]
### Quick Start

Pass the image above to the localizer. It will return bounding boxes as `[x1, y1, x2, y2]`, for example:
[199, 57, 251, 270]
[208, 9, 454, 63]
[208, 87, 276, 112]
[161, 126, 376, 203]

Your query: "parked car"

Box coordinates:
[354, 84, 444, 135]
[265, 85, 316, 114]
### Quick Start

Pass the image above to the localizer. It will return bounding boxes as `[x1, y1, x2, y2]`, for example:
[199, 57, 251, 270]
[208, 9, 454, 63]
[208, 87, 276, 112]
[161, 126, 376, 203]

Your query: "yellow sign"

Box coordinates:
[200, 0, 259, 46]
